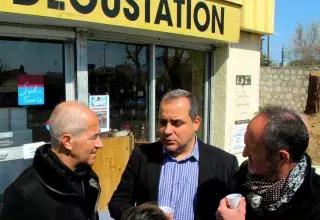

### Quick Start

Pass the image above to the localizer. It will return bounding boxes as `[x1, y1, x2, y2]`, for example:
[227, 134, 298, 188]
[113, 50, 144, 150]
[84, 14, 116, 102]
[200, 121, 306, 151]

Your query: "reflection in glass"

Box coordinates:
[156, 47, 205, 139]
[0, 38, 65, 196]
[88, 41, 149, 143]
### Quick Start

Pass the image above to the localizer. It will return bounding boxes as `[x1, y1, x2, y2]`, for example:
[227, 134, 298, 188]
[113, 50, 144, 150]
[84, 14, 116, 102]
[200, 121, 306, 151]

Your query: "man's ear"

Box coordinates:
[61, 134, 73, 151]
[193, 116, 201, 132]
[277, 150, 290, 168]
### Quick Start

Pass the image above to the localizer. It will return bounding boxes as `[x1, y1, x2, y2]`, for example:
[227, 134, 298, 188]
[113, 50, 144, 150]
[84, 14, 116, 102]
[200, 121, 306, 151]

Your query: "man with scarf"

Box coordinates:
[216, 106, 320, 220]
[0, 101, 103, 220]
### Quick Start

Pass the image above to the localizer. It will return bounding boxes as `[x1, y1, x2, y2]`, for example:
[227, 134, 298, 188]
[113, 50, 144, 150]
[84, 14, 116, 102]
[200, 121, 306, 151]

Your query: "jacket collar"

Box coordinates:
[33, 144, 99, 196]
[162, 136, 200, 162]
[146, 140, 211, 200]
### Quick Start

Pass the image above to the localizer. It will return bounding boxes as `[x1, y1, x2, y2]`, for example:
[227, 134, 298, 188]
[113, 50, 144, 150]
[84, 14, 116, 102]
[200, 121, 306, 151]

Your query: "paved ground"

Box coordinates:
[99, 211, 113, 220]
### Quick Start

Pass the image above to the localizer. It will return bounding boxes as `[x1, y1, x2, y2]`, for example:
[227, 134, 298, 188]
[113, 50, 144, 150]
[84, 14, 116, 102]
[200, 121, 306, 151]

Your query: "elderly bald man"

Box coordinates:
[0, 101, 103, 220]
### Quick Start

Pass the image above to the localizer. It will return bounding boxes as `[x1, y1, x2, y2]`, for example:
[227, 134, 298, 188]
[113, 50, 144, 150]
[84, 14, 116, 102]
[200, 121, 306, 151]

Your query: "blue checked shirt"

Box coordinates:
[158, 139, 199, 220]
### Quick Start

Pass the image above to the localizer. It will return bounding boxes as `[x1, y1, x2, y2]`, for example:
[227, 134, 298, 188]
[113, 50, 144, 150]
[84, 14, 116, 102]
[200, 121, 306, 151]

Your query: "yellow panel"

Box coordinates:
[1, 0, 241, 42]
[241, 0, 275, 34]
[207, 0, 243, 6]
[92, 136, 134, 212]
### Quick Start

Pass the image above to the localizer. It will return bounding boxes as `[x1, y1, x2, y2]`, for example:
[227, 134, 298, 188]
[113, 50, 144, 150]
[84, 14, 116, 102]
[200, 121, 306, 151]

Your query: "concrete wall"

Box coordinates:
[211, 47, 229, 148]
[212, 32, 261, 164]
[260, 66, 320, 112]
[227, 32, 261, 163]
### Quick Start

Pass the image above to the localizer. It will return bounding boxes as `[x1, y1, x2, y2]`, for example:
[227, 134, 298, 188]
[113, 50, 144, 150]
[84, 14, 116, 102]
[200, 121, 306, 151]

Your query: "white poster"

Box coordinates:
[230, 125, 247, 154]
[23, 142, 45, 159]
[89, 95, 110, 132]
[0, 132, 13, 139]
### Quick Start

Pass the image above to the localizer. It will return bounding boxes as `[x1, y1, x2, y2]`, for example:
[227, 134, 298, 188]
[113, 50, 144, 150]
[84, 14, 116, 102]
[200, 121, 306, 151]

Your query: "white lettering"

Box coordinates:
[19, 82, 29, 96]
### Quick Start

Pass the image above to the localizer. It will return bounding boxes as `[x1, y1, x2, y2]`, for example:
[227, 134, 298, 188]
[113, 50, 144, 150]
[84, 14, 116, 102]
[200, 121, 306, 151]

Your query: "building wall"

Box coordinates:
[211, 46, 229, 148]
[260, 66, 320, 112]
[226, 31, 260, 163]
[211, 31, 261, 164]
[241, 0, 275, 34]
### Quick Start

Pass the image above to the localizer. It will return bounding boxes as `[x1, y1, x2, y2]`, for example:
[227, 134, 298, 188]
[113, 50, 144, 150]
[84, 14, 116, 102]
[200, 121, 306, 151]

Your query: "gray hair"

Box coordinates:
[161, 89, 198, 120]
[259, 106, 309, 162]
[49, 102, 88, 147]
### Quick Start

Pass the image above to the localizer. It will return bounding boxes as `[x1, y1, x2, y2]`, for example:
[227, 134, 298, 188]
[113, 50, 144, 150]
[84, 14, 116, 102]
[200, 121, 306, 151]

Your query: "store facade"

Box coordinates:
[0, 0, 274, 196]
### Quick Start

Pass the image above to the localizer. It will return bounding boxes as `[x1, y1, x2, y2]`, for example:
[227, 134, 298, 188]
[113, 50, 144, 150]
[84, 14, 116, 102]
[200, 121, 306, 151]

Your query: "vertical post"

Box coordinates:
[260, 38, 264, 64]
[281, 45, 284, 66]
[104, 43, 106, 69]
[76, 29, 88, 105]
[149, 44, 156, 142]
[65, 40, 76, 101]
[267, 35, 270, 66]
[208, 46, 215, 145]
[203, 52, 209, 143]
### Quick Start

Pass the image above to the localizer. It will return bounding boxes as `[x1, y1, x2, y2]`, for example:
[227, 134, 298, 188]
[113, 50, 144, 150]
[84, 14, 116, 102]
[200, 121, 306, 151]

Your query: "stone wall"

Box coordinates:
[260, 66, 320, 112]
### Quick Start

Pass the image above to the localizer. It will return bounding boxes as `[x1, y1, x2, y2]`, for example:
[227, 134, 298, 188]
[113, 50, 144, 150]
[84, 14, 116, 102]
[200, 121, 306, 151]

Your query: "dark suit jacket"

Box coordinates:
[109, 140, 239, 220]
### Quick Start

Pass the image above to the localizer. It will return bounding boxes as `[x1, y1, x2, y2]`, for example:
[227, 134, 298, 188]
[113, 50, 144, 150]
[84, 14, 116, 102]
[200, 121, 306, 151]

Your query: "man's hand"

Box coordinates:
[215, 197, 246, 220]
[164, 212, 174, 220]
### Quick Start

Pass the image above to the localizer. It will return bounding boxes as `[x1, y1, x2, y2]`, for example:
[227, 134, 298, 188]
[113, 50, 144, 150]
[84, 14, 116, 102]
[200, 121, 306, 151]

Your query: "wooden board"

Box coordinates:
[92, 136, 134, 212]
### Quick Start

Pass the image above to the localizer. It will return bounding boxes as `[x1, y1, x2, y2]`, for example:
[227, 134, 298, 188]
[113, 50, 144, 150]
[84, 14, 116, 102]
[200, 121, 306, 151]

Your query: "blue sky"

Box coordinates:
[268, 0, 320, 63]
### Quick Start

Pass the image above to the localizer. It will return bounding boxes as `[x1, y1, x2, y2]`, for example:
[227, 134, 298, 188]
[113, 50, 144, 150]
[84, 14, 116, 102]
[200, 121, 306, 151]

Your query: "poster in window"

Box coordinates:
[17, 74, 44, 105]
[89, 95, 109, 132]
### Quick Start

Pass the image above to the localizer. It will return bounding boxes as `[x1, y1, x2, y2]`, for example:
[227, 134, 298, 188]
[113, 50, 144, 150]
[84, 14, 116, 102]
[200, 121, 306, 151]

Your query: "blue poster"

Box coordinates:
[18, 74, 44, 106]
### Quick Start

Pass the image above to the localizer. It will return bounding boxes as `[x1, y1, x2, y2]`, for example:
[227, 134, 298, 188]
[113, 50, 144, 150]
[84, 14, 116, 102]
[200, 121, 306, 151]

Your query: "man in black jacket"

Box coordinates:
[0, 101, 103, 220]
[216, 106, 320, 220]
[109, 89, 239, 220]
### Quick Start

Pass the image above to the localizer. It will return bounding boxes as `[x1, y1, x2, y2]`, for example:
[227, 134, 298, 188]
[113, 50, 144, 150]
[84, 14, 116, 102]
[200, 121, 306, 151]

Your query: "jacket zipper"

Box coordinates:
[92, 186, 101, 220]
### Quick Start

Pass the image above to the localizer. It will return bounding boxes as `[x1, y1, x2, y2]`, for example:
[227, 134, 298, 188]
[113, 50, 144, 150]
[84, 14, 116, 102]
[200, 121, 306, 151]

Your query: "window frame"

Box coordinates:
[84, 30, 212, 143]
[0, 24, 75, 161]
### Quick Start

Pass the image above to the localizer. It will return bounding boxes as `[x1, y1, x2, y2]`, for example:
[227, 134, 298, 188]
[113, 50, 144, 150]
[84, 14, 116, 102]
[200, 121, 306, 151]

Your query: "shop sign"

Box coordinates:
[3, 0, 241, 42]
[89, 95, 110, 132]
[17, 74, 44, 106]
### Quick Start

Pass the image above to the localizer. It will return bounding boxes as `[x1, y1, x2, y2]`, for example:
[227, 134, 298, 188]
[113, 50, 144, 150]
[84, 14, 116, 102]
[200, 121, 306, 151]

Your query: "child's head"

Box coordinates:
[120, 203, 168, 220]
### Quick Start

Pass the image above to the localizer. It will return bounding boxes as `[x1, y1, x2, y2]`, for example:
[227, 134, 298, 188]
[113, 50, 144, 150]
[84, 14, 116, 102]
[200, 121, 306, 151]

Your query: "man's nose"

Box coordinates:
[242, 145, 248, 157]
[164, 123, 174, 134]
[95, 136, 103, 149]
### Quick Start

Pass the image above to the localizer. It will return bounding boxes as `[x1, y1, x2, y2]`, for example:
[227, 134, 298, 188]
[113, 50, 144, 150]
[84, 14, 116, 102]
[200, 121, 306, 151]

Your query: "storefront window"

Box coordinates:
[88, 41, 149, 144]
[0, 38, 65, 197]
[156, 47, 205, 139]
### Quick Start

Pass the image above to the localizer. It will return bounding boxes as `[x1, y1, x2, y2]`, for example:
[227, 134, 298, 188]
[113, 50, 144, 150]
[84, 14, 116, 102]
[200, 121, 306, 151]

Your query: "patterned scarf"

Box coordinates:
[243, 155, 307, 216]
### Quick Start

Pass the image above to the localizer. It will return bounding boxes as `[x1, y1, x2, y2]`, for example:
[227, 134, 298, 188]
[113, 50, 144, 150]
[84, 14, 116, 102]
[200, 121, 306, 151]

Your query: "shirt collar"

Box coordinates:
[162, 136, 199, 161]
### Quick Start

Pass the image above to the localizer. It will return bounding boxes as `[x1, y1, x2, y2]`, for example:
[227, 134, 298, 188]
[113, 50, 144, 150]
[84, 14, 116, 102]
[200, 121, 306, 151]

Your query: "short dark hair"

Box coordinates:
[259, 106, 309, 162]
[120, 203, 168, 220]
[161, 89, 198, 120]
